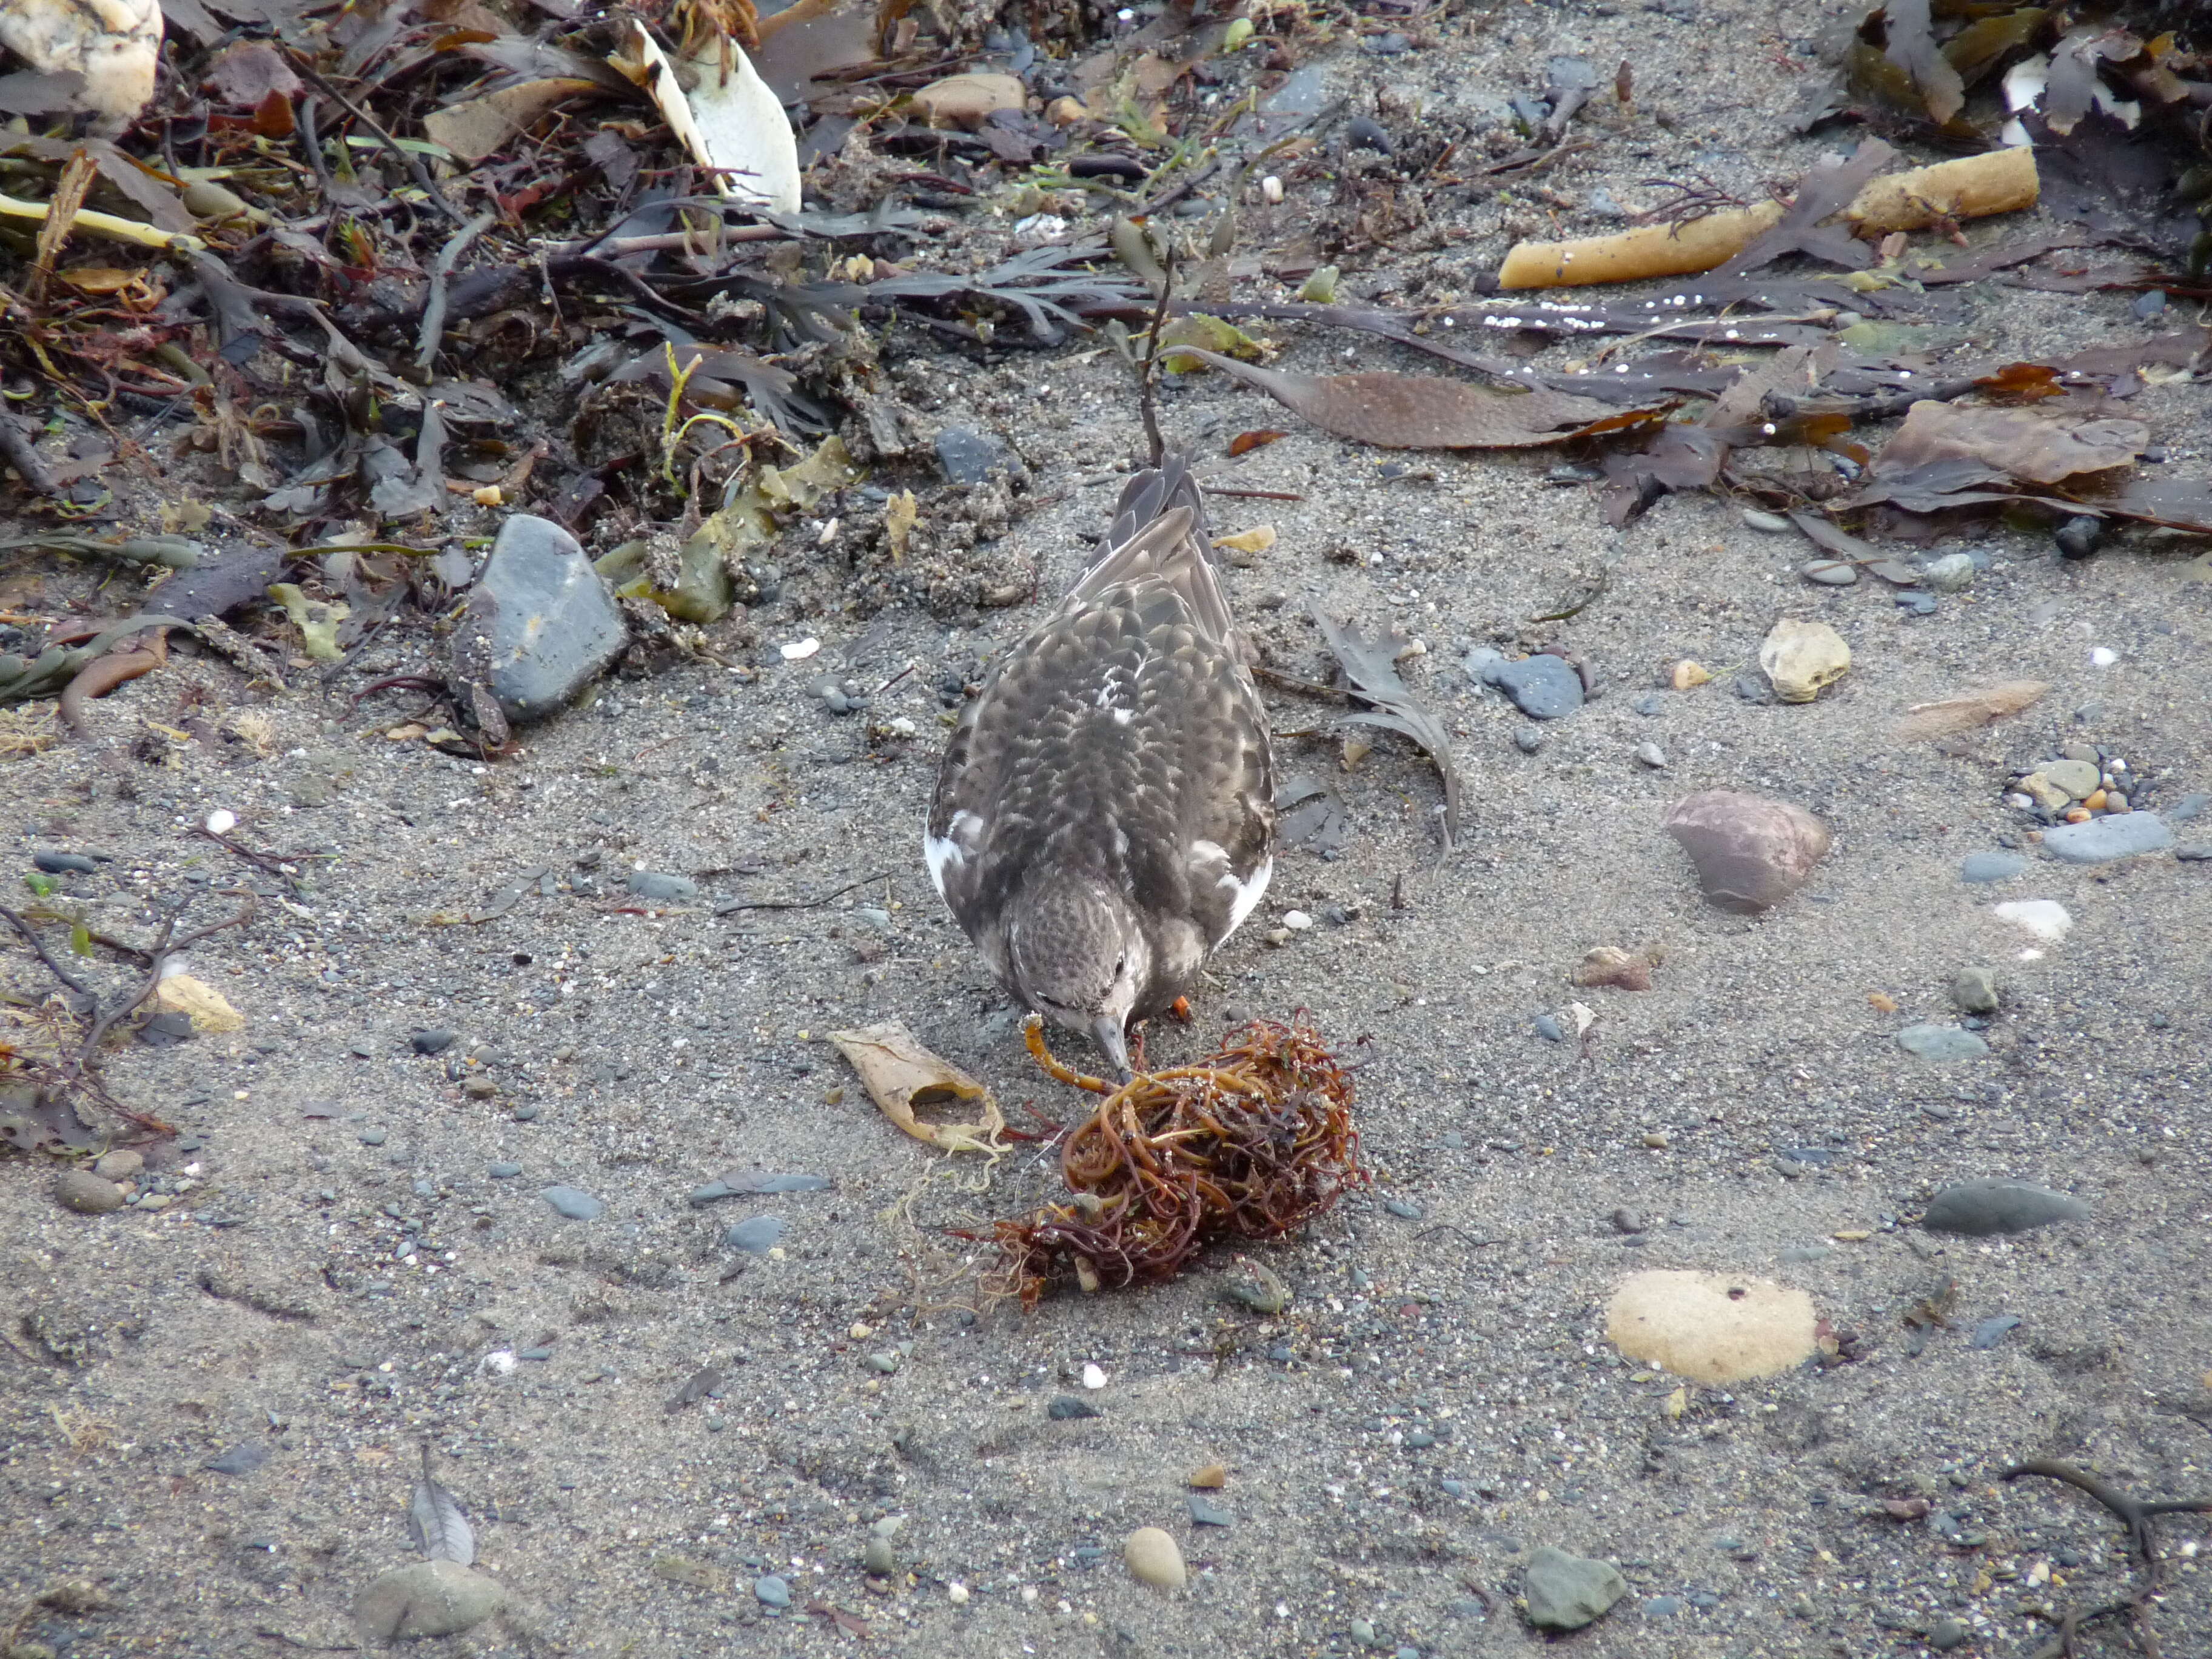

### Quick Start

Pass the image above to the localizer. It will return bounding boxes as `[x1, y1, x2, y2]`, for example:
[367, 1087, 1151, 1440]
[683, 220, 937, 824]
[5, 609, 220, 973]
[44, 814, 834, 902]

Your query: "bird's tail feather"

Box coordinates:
[1102, 447, 1208, 555]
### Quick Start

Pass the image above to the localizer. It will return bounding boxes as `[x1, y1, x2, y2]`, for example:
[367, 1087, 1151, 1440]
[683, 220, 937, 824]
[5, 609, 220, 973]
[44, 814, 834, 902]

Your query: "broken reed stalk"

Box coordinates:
[970, 1014, 1367, 1307]
[1498, 147, 2040, 289]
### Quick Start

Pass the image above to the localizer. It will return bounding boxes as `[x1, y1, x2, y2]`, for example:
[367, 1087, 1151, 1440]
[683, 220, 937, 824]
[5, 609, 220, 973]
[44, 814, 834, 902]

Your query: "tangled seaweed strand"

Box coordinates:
[976, 1014, 1367, 1307]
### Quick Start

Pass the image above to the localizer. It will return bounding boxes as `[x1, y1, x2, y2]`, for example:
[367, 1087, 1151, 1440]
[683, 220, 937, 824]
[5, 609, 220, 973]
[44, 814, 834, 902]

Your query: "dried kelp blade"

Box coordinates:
[1174, 347, 1671, 451]
[831, 1020, 1004, 1154]
[1307, 609, 1461, 851]
[976, 1016, 1366, 1306]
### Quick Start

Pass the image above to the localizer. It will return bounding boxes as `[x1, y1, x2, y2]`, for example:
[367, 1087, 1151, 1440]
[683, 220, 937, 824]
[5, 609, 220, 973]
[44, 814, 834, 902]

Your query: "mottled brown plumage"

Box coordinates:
[925, 452, 1274, 1075]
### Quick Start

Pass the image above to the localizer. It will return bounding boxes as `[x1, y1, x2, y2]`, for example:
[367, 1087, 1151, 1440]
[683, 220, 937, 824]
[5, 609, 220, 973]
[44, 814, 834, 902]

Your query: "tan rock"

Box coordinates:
[1124, 1526, 1186, 1589]
[1758, 617, 1849, 702]
[911, 72, 1024, 131]
[1670, 659, 1712, 690]
[1606, 1269, 1817, 1383]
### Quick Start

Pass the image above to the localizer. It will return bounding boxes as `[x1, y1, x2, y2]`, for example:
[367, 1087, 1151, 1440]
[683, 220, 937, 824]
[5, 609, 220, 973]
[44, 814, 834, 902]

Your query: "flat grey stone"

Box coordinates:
[753, 1574, 792, 1609]
[355, 1561, 505, 1642]
[1523, 1546, 1627, 1631]
[1483, 654, 1583, 719]
[1897, 1024, 1988, 1062]
[2171, 792, 2208, 822]
[723, 1215, 786, 1254]
[56, 1170, 126, 1215]
[453, 515, 626, 723]
[1960, 851, 2025, 883]
[540, 1185, 603, 1221]
[625, 870, 698, 901]
[2042, 812, 2173, 864]
[935, 427, 1010, 484]
[1923, 1179, 2088, 1236]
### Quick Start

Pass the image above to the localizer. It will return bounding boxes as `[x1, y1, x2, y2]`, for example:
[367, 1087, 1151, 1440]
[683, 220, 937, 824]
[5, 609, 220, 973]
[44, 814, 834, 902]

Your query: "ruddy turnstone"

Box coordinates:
[924, 451, 1275, 1077]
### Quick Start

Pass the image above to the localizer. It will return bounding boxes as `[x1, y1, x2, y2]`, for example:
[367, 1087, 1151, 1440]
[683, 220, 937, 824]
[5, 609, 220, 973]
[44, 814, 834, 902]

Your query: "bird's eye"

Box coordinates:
[1113, 955, 1126, 976]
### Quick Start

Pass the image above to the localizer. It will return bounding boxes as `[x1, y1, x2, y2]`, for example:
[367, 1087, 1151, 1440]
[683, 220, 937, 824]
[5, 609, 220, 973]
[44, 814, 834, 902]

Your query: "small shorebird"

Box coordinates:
[924, 451, 1275, 1077]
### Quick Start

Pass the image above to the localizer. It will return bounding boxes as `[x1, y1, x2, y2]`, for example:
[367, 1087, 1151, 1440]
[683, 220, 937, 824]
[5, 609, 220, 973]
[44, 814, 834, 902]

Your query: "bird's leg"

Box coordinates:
[1128, 1021, 1149, 1074]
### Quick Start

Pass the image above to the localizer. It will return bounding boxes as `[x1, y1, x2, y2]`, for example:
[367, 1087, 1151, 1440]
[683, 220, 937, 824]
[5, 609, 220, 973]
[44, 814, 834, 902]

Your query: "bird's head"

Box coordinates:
[1005, 877, 1148, 1079]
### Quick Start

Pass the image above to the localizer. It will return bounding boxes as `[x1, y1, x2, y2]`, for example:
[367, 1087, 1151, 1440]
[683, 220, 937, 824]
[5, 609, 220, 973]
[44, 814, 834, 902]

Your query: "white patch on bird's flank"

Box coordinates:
[1216, 853, 1273, 943]
[923, 809, 982, 899]
[1113, 707, 1133, 726]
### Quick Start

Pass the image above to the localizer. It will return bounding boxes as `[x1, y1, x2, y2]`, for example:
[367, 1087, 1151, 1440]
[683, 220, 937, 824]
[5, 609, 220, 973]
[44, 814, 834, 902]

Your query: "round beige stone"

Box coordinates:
[1606, 1269, 1817, 1383]
[1124, 1526, 1186, 1589]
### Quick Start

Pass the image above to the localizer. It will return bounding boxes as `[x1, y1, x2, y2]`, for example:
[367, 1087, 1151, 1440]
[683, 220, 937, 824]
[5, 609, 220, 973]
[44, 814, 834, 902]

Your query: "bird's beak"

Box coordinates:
[1091, 1016, 1133, 1083]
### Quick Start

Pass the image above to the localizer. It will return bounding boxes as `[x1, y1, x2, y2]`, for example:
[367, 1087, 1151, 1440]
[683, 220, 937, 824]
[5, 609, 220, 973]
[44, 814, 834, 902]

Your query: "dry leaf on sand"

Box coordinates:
[1175, 348, 1669, 451]
[830, 1021, 1004, 1154]
[1895, 680, 2049, 742]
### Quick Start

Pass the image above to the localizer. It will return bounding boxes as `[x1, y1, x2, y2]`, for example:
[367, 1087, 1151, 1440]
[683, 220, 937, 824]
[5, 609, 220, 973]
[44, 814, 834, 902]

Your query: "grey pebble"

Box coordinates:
[204, 1443, 269, 1475]
[2040, 759, 2101, 799]
[540, 1185, 603, 1221]
[723, 1215, 786, 1254]
[1919, 552, 1976, 593]
[32, 850, 99, 874]
[1896, 1024, 1989, 1062]
[1523, 1546, 1629, 1631]
[863, 1537, 899, 1575]
[1952, 966, 1999, 1015]
[1741, 509, 1794, 533]
[1533, 1014, 1565, 1042]
[1047, 1395, 1100, 1420]
[935, 427, 1011, 485]
[1799, 560, 1858, 586]
[56, 1169, 126, 1215]
[1778, 1245, 1832, 1264]
[1187, 1496, 1233, 1527]
[1631, 692, 1664, 717]
[358, 1127, 388, 1147]
[488, 1162, 523, 1179]
[2042, 812, 2173, 864]
[752, 1574, 792, 1609]
[1644, 1596, 1684, 1617]
[1927, 1615, 1969, 1650]
[1959, 851, 2025, 883]
[1971, 1313, 2023, 1350]
[1483, 654, 1584, 719]
[454, 515, 626, 722]
[1513, 726, 1543, 754]
[1382, 1196, 1424, 1219]
[1895, 591, 1938, 615]
[1923, 1179, 2088, 1236]
[1633, 741, 1667, 769]
[626, 870, 699, 900]
[2171, 793, 2208, 822]
[411, 1029, 457, 1055]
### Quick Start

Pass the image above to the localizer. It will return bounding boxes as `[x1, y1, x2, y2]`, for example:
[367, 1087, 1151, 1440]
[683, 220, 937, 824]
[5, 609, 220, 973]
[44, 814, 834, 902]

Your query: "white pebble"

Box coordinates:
[1081, 1362, 1107, 1390]
[888, 716, 917, 737]
[947, 1581, 969, 1604]
[2090, 646, 2118, 667]
[480, 1350, 518, 1375]
[2003, 793, 2033, 810]
[780, 637, 821, 661]
[1261, 175, 1284, 204]
[1993, 899, 2071, 943]
[205, 809, 236, 836]
[1282, 910, 1312, 930]
[1020, 1585, 1040, 1604]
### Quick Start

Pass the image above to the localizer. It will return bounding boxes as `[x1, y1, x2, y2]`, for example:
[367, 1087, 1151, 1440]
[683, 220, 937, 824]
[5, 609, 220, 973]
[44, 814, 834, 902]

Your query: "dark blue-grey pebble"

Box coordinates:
[541, 1185, 603, 1220]
[1047, 1396, 1100, 1420]
[488, 1162, 523, 1179]
[1644, 1597, 1683, 1617]
[1922, 1179, 2088, 1236]
[1484, 654, 1584, 719]
[1960, 851, 2025, 883]
[33, 851, 99, 874]
[1972, 1313, 2023, 1349]
[723, 1215, 786, 1253]
[1187, 1496, 1233, 1527]
[411, 1028, 458, 1054]
[204, 1443, 269, 1475]
[1382, 1196, 1424, 1219]
[1533, 1013, 1565, 1042]
[753, 1574, 791, 1609]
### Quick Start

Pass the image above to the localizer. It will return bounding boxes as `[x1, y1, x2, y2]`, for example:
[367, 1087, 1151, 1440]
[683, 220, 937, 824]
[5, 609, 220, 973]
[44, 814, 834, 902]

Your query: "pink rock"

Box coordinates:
[1665, 790, 1831, 913]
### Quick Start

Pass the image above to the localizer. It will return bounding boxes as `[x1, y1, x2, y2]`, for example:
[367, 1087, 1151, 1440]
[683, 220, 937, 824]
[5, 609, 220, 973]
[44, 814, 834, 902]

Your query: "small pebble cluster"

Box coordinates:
[2004, 742, 2133, 823]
